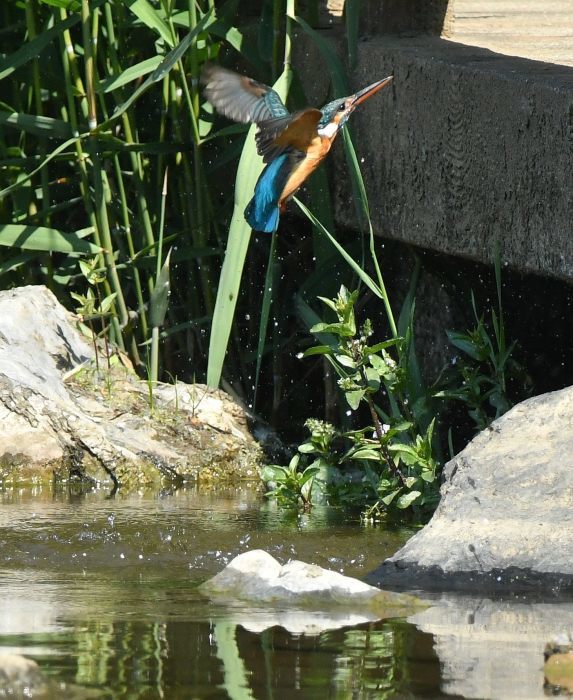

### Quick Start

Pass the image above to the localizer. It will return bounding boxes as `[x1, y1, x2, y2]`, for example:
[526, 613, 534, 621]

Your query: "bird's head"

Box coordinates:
[317, 75, 393, 139]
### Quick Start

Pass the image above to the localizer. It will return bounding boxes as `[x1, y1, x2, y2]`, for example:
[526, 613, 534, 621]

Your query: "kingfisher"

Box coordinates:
[201, 64, 393, 233]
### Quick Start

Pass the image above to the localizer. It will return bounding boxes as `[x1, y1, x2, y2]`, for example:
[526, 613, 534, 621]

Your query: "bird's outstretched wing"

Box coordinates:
[256, 109, 322, 162]
[201, 64, 289, 123]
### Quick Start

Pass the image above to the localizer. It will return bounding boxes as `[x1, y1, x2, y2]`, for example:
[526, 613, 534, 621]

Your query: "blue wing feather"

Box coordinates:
[244, 154, 292, 233]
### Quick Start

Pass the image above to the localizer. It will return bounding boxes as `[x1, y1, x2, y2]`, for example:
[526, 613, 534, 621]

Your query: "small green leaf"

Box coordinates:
[350, 448, 381, 461]
[367, 339, 399, 354]
[300, 467, 320, 484]
[149, 248, 172, 328]
[381, 488, 401, 506]
[336, 354, 356, 368]
[288, 454, 301, 470]
[310, 321, 354, 337]
[300, 345, 334, 358]
[300, 477, 313, 502]
[447, 330, 486, 361]
[316, 296, 338, 312]
[345, 389, 365, 410]
[396, 491, 422, 509]
[365, 366, 381, 391]
[298, 442, 316, 454]
[421, 470, 436, 483]
[260, 465, 288, 482]
[99, 293, 117, 315]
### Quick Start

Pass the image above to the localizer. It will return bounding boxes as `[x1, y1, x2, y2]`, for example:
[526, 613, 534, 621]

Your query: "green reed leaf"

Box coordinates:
[123, 0, 174, 47]
[291, 13, 349, 95]
[99, 56, 163, 93]
[0, 225, 101, 254]
[294, 199, 384, 300]
[0, 13, 80, 81]
[106, 9, 214, 125]
[0, 111, 74, 139]
[207, 68, 291, 388]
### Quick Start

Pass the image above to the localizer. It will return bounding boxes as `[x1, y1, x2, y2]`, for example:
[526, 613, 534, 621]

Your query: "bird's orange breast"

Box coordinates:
[279, 135, 333, 206]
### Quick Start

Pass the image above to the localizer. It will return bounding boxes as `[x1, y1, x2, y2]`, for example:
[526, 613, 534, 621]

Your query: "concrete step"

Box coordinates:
[452, 0, 573, 67]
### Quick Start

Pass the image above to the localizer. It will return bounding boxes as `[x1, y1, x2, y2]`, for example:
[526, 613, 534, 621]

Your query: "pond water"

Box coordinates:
[0, 484, 571, 698]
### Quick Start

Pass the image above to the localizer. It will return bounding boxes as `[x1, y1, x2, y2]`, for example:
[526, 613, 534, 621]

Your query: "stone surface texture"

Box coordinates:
[0, 286, 262, 485]
[340, 38, 573, 281]
[367, 386, 573, 593]
[360, 0, 453, 36]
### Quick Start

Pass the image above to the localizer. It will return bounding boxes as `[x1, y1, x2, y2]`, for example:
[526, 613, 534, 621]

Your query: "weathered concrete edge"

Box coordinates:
[364, 562, 573, 596]
[296, 32, 573, 282]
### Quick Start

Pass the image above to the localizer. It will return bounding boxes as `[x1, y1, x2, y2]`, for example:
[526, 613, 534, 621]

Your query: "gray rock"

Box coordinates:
[199, 549, 425, 624]
[367, 387, 573, 593]
[0, 286, 262, 486]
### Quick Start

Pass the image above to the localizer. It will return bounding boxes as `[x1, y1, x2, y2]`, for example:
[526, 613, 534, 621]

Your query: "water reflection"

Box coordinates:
[0, 485, 570, 698]
[410, 594, 573, 699]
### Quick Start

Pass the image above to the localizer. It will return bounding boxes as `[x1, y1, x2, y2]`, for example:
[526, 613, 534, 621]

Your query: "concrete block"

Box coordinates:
[329, 35, 573, 281]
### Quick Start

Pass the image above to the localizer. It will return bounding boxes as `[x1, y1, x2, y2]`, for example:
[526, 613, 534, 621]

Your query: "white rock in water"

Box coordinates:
[199, 549, 424, 614]
[0, 653, 44, 688]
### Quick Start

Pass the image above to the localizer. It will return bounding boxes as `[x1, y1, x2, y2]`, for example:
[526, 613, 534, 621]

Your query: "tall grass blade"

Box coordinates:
[345, 0, 360, 68]
[206, 69, 291, 388]
[123, 0, 174, 47]
[99, 56, 163, 92]
[291, 14, 349, 94]
[0, 13, 81, 81]
[0, 111, 74, 139]
[294, 198, 383, 299]
[254, 233, 278, 408]
[0, 224, 101, 254]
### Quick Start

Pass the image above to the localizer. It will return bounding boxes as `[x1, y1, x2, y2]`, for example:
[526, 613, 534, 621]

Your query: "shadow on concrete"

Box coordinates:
[360, 0, 453, 37]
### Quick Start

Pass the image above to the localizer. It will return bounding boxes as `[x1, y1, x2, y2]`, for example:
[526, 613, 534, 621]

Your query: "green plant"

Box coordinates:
[435, 253, 531, 431]
[261, 454, 319, 508]
[261, 285, 440, 516]
[71, 254, 116, 373]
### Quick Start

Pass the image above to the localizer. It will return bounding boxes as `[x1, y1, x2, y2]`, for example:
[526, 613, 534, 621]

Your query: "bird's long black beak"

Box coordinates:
[351, 75, 393, 108]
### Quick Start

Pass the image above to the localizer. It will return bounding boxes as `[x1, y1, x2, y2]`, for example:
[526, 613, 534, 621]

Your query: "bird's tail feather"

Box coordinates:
[244, 153, 291, 233]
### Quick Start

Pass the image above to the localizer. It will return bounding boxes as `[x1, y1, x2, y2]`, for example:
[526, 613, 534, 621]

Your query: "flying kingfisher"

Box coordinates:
[201, 64, 393, 233]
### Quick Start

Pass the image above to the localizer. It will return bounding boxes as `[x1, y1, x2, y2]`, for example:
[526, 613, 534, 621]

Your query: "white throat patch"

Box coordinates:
[317, 122, 339, 139]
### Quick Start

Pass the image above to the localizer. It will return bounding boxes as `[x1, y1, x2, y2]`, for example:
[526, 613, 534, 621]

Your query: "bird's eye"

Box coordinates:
[338, 103, 345, 112]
